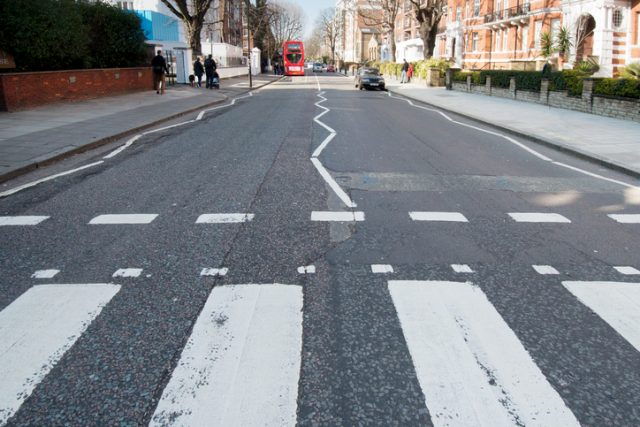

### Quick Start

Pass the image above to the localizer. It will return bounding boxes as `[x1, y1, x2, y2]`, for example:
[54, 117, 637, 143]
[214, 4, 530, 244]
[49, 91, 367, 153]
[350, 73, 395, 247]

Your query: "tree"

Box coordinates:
[358, 0, 399, 62]
[269, 1, 305, 52]
[304, 26, 323, 59]
[159, 0, 215, 55]
[316, 8, 342, 64]
[243, 0, 274, 55]
[409, 0, 446, 59]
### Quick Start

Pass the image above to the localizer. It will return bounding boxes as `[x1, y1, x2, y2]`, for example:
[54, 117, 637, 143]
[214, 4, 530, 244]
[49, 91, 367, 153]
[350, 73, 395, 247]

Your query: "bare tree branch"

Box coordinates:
[358, 0, 399, 62]
[159, 0, 216, 54]
[408, 0, 446, 59]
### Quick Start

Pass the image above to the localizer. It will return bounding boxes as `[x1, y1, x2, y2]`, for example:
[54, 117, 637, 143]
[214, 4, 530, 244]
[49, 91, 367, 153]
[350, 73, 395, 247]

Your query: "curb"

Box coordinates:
[0, 76, 283, 185]
[387, 87, 640, 181]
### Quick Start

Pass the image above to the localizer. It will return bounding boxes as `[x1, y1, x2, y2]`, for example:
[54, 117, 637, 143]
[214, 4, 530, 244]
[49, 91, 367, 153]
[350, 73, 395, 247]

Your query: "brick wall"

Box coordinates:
[0, 67, 153, 112]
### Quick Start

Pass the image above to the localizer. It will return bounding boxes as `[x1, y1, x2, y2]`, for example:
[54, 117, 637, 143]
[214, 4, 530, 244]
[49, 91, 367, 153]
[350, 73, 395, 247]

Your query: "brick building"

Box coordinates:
[336, 0, 386, 66]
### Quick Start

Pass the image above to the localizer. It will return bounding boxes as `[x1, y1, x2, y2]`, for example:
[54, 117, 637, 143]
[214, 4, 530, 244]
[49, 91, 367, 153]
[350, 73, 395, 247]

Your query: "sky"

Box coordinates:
[293, 0, 336, 38]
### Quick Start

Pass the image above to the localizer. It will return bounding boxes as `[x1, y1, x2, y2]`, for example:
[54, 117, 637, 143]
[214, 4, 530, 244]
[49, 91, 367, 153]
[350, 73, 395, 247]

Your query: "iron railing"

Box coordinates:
[484, 3, 530, 23]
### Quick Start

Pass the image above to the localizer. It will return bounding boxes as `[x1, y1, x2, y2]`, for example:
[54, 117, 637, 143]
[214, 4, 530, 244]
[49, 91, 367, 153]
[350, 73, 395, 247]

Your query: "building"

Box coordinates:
[336, 0, 385, 66]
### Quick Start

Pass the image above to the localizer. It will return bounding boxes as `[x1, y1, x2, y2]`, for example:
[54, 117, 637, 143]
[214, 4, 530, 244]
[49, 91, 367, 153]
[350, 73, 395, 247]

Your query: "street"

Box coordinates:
[1, 72, 640, 426]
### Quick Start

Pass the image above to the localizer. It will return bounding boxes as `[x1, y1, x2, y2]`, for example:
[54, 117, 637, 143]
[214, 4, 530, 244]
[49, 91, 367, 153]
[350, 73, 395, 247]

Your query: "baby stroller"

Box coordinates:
[211, 70, 220, 89]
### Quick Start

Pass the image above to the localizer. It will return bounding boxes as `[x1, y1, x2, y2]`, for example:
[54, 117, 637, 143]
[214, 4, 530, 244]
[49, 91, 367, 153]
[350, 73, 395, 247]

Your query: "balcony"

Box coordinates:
[484, 3, 530, 24]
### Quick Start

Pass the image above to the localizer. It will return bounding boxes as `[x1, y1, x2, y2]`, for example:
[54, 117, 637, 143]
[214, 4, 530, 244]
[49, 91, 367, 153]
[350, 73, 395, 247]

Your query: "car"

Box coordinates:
[326, 64, 335, 72]
[313, 62, 323, 72]
[355, 67, 386, 90]
[321, 64, 328, 72]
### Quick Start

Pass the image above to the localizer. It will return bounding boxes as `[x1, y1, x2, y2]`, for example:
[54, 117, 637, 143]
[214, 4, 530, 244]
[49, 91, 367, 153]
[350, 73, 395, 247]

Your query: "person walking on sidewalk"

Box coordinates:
[401, 59, 409, 83]
[407, 62, 414, 83]
[193, 56, 204, 88]
[204, 55, 217, 89]
[151, 50, 169, 95]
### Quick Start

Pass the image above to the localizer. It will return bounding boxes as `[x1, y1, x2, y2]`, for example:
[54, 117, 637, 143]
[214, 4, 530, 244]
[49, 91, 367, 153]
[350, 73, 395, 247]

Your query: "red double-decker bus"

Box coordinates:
[283, 40, 305, 76]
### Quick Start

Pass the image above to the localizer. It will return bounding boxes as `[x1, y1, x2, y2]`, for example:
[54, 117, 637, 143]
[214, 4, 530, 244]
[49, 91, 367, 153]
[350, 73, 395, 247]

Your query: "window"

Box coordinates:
[503, 28, 508, 51]
[521, 26, 528, 51]
[637, 13, 640, 44]
[472, 32, 479, 51]
[534, 20, 542, 49]
[474, 0, 480, 17]
[465, 0, 470, 19]
[496, 30, 502, 51]
[612, 9, 624, 29]
[550, 18, 561, 42]
[117, 1, 133, 9]
[456, 6, 462, 22]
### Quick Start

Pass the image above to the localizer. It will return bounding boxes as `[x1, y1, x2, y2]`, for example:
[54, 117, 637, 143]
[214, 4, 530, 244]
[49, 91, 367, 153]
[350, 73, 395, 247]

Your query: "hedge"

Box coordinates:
[371, 59, 452, 79]
[593, 78, 640, 99]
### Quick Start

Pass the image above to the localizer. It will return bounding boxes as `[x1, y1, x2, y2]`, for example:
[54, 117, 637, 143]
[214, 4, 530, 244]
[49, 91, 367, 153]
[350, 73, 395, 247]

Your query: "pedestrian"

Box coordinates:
[407, 62, 414, 83]
[204, 54, 217, 89]
[193, 56, 204, 88]
[151, 50, 169, 95]
[401, 59, 409, 84]
[541, 60, 552, 77]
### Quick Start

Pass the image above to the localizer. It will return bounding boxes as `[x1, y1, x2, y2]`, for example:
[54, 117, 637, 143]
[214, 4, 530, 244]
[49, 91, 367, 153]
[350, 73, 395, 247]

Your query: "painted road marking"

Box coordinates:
[613, 266, 640, 275]
[0, 283, 120, 426]
[532, 265, 560, 275]
[563, 281, 640, 352]
[297, 265, 316, 274]
[389, 280, 580, 427]
[31, 269, 60, 279]
[150, 284, 303, 427]
[0, 216, 49, 226]
[508, 213, 571, 223]
[311, 211, 365, 222]
[112, 268, 143, 278]
[371, 264, 394, 274]
[196, 213, 255, 223]
[451, 264, 474, 273]
[608, 214, 640, 224]
[89, 214, 158, 225]
[200, 267, 229, 277]
[409, 212, 469, 222]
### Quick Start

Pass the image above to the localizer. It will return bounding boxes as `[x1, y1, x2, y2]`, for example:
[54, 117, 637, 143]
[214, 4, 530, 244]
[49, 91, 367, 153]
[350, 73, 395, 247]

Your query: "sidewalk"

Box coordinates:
[386, 78, 640, 180]
[0, 74, 280, 183]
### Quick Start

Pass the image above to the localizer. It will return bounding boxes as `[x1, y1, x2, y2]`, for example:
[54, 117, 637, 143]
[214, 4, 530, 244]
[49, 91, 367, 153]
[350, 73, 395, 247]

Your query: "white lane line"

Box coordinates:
[150, 284, 302, 427]
[200, 267, 229, 277]
[409, 211, 469, 222]
[31, 269, 60, 279]
[371, 264, 394, 274]
[88, 214, 158, 225]
[297, 265, 316, 274]
[389, 280, 580, 427]
[608, 214, 640, 224]
[112, 268, 143, 278]
[613, 266, 640, 275]
[508, 213, 571, 223]
[0, 161, 104, 199]
[196, 213, 255, 223]
[532, 265, 560, 275]
[0, 216, 49, 226]
[0, 283, 120, 426]
[563, 281, 640, 351]
[310, 211, 365, 222]
[310, 158, 357, 208]
[451, 264, 474, 273]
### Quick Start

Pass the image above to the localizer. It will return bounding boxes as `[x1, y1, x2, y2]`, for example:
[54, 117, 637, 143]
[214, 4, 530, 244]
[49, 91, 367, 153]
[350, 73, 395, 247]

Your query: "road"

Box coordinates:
[1, 71, 639, 426]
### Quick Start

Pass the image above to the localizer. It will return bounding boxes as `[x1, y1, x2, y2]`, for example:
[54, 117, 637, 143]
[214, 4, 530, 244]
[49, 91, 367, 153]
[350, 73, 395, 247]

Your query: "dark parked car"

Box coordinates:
[355, 68, 385, 90]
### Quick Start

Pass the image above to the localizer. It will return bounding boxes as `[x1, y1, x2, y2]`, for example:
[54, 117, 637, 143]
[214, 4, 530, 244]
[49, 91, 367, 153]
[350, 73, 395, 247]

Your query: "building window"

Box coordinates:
[612, 9, 624, 30]
[474, 0, 480, 17]
[521, 26, 528, 51]
[550, 18, 561, 42]
[465, 0, 469, 19]
[472, 32, 479, 51]
[456, 6, 462, 22]
[637, 13, 640, 44]
[117, 1, 134, 9]
[496, 30, 501, 51]
[534, 20, 542, 49]
[503, 28, 508, 51]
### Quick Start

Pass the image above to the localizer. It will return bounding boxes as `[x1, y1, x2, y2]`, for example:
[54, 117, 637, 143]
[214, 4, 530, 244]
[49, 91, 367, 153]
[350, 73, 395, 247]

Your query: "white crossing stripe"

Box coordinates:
[112, 268, 143, 278]
[532, 265, 560, 275]
[150, 284, 303, 427]
[89, 214, 158, 224]
[196, 213, 255, 223]
[451, 264, 474, 273]
[0, 283, 120, 426]
[608, 214, 640, 223]
[200, 267, 229, 277]
[614, 266, 640, 275]
[31, 269, 60, 279]
[389, 280, 580, 427]
[297, 265, 316, 274]
[563, 281, 640, 352]
[371, 264, 394, 274]
[311, 211, 365, 222]
[508, 213, 571, 223]
[0, 216, 49, 226]
[409, 212, 469, 222]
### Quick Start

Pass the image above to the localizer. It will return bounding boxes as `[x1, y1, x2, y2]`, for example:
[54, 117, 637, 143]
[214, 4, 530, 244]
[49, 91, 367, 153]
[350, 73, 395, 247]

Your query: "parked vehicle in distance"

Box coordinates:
[355, 68, 386, 90]
[313, 62, 323, 72]
[326, 64, 335, 72]
[321, 64, 328, 72]
[305, 62, 314, 69]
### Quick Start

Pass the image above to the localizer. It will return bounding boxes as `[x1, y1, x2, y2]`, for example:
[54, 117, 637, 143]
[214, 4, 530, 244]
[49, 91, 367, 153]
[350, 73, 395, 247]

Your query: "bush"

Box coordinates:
[593, 78, 640, 99]
[620, 62, 640, 80]
[548, 70, 588, 96]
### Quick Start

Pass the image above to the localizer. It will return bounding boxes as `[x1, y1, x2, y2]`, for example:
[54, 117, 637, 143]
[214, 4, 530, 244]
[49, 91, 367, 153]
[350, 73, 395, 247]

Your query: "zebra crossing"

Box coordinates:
[0, 274, 638, 426]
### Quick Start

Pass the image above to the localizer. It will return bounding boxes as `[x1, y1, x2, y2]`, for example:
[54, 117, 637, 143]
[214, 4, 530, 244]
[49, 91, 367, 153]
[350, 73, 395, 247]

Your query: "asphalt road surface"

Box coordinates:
[1, 71, 640, 427]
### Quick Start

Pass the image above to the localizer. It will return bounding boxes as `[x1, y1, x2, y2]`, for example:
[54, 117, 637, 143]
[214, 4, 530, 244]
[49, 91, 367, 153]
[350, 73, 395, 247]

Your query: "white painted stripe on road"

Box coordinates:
[310, 158, 357, 208]
[297, 265, 316, 274]
[532, 265, 560, 275]
[389, 280, 580, 427]
[0, 216, 49, 226]
[89, 214, 158, 224]
[508, 213, 571, 223]
[614, 266, 640, 275]
[608, 214, 640, 223]
[0, 283, 120, 426]
[112, 268, 143, 278]
[150, 284, 302, 427]
[553, 162, 638, 189]
[451, 264, 474, 273]
[311, 131, 336, 158]
[196, 213, 255, 223]
[31, 269, 60, 279]
[563, 281, 640, 352]
[310, 211, 365, 222]
[200, 267, 229, 277]
[371, 264, 394, 274]
[409, 211, 469, 222]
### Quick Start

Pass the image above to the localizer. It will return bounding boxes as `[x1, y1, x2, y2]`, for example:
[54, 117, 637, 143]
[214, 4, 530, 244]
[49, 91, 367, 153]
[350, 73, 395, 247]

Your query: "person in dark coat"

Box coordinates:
[204, 55, 217, 89]
[151, 50, 169, 95]
[193, 57, 204, 87]
[401, 59, 409, 84]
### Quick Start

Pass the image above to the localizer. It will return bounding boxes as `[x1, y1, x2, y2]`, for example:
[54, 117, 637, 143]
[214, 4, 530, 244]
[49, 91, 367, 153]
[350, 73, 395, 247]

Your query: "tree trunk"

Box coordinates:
[388, 23, 396, 62]
[188, 18, 204, 56]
